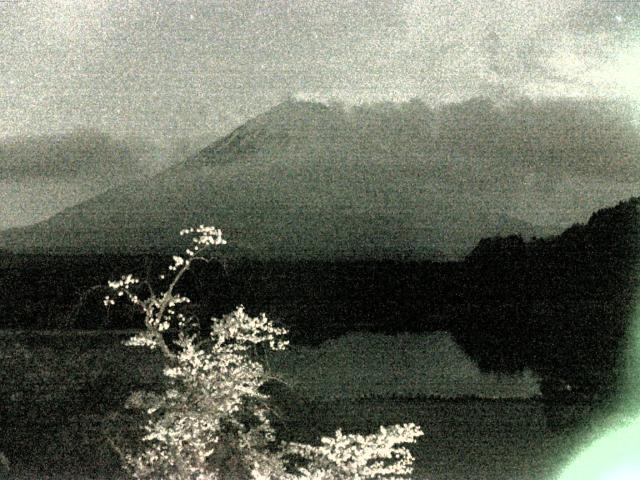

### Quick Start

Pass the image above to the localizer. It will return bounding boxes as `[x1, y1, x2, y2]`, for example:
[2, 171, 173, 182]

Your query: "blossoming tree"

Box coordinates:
[105, 226, 423, 479]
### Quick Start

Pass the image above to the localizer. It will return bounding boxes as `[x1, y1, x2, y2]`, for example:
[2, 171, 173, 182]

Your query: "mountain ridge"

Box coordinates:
[0, 99, 616, 259]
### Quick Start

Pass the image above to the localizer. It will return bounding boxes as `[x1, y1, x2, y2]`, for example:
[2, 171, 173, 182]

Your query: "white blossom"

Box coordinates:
[123, 332, 158, 350]
[107, 226, 422, 480]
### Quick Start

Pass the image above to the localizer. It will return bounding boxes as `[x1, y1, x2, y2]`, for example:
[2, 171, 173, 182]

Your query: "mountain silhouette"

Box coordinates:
[0, 100, 564, 258]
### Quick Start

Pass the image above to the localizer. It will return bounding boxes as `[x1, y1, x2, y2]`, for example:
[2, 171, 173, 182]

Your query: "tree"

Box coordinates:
[105, 225, 423, 479]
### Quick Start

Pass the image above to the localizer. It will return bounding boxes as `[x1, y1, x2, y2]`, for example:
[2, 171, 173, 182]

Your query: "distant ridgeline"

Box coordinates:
[0, 197, 638, 403]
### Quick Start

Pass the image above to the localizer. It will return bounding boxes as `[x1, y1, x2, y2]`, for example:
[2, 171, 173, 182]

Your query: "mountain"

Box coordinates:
[0, 101, 571, 259]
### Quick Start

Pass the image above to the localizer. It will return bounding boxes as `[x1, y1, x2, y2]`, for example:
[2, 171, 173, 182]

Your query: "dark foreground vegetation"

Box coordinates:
[0, 331, 595, 480]
[1, 197, 639, 405]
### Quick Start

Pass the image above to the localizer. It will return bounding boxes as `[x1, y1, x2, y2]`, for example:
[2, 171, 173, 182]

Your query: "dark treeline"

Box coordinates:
[1, 197, 639, 402]
[453, 197, 640, 402]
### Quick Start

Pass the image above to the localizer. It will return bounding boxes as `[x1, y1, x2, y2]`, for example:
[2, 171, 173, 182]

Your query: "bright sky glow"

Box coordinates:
[1, 0, 639, 140]
[558, 416, 640, 480]
[602, 44, 640, 104]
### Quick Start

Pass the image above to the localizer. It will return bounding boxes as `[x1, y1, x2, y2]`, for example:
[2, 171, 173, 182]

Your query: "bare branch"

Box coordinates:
[67, 284, 110, 327]
[105, 434, 129, 469]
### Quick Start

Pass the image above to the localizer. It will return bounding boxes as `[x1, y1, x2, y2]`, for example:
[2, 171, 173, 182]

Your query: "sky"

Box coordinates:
[1, 0, 640, 229]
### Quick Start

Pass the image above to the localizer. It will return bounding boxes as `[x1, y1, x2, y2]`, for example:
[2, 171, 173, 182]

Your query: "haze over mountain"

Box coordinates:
[0, 98, 637, 259]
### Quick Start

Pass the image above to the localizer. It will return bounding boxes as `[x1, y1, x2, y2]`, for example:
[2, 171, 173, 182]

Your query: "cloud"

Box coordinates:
[0, 129, 187, 182]
[335, 95, 640, 226]
[2, 0, 639, 142]
[338, 96, 640, 182]
[567, 1, 640, 36]
[292, 1, 640, 107]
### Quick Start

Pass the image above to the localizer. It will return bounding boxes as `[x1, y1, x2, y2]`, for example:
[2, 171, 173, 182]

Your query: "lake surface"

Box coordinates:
[0, 330, 605, 479]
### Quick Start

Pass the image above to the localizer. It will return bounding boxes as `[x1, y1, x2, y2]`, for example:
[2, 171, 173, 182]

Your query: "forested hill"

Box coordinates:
[451, 196, 640, 399]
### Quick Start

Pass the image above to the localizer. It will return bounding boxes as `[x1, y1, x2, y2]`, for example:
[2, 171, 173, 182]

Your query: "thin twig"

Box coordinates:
[105, 434, 129, 468]
[67, 284, 109, 327]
